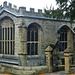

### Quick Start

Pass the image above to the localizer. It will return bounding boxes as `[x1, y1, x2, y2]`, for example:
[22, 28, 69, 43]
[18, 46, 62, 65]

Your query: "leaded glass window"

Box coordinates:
[58, 28, 67, 51]
[27, 24, 38, 55]
[0, 17, 15, 55]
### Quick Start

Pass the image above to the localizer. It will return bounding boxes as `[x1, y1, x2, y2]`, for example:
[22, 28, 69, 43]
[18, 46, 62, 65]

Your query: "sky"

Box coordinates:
[0, 0, 57, 12]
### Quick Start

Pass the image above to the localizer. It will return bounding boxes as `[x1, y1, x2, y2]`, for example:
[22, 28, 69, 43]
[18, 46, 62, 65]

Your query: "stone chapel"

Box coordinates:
[0, 1, 75, 75]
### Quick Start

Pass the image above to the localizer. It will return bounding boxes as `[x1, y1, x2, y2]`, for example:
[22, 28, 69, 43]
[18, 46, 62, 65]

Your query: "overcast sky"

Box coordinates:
[0, 0, 57, 12]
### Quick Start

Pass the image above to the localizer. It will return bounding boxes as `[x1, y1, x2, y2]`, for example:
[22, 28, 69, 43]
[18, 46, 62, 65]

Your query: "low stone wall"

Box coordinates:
[0, 55, 21, 66]
[0, 55, 46, 66]
[27, 55, 46, 66]
[70, 65, 75, 74]
[0, 64, 49, 75]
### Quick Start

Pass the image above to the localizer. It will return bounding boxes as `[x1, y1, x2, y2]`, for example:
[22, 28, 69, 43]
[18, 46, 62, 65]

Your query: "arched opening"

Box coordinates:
[57, 24, 74, 51]
[27, 24, 38, 55]
[0, 16, 15, 55]
[27, 22, 42, 55]
[57, 28, 67, 52]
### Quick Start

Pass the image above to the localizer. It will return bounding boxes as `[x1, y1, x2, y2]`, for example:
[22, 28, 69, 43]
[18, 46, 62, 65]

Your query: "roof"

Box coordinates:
[0, 9, 74, 22]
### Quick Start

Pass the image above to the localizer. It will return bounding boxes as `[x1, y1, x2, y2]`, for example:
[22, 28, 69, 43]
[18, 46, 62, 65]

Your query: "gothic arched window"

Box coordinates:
[27, 24, 38, 55]
[58, 28, 67, 51]
[0, 17, 15, 55]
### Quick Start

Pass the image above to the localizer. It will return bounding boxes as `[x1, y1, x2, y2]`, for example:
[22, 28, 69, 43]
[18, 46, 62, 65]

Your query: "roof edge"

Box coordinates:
[0, 9, 75, 22]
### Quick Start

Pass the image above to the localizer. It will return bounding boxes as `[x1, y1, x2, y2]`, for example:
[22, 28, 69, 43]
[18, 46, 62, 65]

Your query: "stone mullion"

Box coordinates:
[64, 32, 65, 41]
[1, 28, 3, 54]
[12, 27, 13, 55]
[12, 26, 15, 55]
[9, 27, 11, 55]
[4, 27, 5, 54]
[12, 41, 13, 55]
[13, 41, 14, 55]
[60, 32, 62, 51]
[64, 32, 65, 49]
[65, 32, 67, 49]
[34, 31, 35, 55]
[30, 31, 31, 55]
[7, 27, 8, 54]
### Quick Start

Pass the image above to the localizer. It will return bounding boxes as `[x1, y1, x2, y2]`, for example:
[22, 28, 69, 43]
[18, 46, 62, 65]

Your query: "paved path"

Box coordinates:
[40, 71, 66, 75]
[40, 71, 75, 75]
[45, 72, 65, 75]
[0, 72, 74, 75]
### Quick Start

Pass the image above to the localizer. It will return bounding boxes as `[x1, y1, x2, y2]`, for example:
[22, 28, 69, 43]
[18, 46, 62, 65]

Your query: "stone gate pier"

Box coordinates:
[64, 47, 75, 74]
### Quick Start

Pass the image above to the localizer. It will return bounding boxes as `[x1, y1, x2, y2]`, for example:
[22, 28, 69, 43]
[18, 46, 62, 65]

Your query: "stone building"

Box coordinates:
[0, 1, 75, 75]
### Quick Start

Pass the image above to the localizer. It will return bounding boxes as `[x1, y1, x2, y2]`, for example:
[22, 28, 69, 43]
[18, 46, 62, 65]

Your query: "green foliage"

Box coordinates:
[56, 0, 68, 5]
[56, 0, 75, 21]
[42, 6, 64, 19]
[43, 0, 75, 21]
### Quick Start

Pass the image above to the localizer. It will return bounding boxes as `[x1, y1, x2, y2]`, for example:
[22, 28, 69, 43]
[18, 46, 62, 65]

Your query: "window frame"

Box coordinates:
[27, 24, 38, 55]
[0, 17, 15, 55]
[58, 28, 67, 52]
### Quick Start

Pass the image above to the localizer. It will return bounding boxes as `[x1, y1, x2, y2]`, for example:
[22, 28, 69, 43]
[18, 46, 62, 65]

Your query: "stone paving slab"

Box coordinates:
[40, 71, 75, 75]
[44, 72, 65, 75]
[40, 71, 66, 75]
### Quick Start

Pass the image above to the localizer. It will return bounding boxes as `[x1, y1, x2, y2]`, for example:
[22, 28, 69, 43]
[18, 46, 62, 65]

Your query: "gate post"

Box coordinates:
[45, 46, 53, 72]
[64, 47, 73, 74]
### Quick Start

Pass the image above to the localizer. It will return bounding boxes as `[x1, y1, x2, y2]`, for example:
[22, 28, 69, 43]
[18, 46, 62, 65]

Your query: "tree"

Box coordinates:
[56, 0, 75, 21]
[43, 0, 75, 21]
[43, 6, 64, 19]
[56, 0, 75, 27]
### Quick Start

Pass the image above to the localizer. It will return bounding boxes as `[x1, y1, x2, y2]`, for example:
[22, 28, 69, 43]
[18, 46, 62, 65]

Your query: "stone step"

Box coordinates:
[0, 70, 36, 75]
[0, 64, 48, 75]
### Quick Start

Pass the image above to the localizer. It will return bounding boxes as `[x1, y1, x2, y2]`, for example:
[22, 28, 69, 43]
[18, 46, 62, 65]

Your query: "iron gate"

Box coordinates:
[52, 49, 65, 71]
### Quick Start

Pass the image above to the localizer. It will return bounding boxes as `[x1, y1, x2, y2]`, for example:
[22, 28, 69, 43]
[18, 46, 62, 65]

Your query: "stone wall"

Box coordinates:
[27, 55, 46, 66]
[24, 18, 75, 54]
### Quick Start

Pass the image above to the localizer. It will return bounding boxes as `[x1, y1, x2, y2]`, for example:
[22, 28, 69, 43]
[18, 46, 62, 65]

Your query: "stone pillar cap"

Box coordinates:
[64, 46, 74, 53]
[45, 46, 53, 52]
